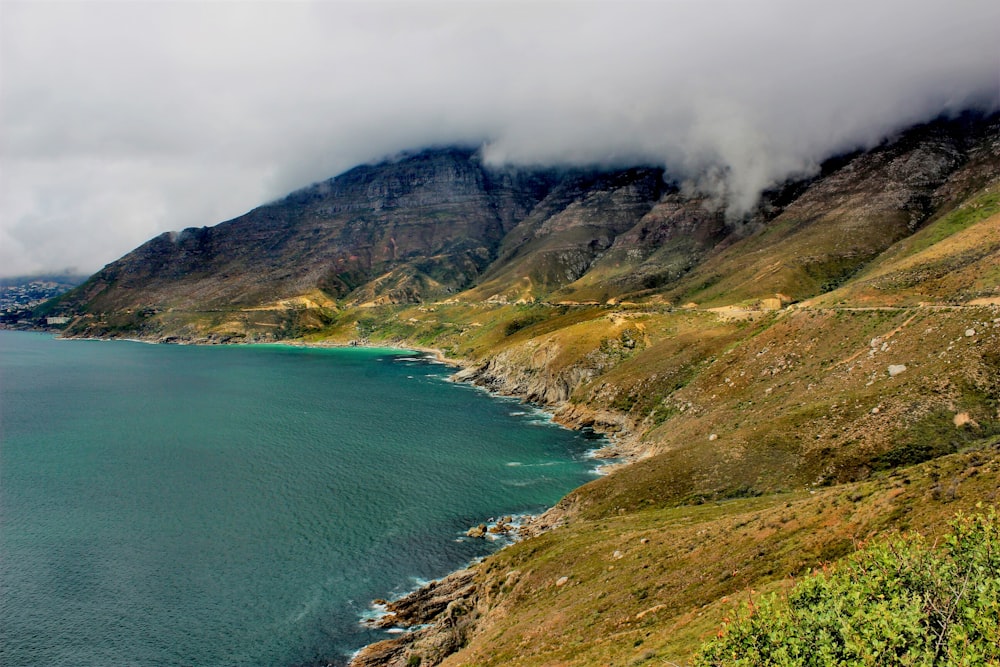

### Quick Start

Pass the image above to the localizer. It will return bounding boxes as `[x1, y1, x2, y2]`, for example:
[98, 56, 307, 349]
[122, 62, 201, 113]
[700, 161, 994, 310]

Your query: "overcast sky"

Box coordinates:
[1, 0, 998, 277]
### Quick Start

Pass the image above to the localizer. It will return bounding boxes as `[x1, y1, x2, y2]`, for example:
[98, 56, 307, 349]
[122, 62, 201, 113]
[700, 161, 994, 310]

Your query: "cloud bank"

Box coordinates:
[2, 0, 998, 275]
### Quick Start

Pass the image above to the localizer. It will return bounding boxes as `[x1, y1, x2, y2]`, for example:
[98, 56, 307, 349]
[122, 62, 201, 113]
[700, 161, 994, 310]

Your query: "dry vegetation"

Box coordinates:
[43, 115, 1000, 665]
[348, 205, 999, 667]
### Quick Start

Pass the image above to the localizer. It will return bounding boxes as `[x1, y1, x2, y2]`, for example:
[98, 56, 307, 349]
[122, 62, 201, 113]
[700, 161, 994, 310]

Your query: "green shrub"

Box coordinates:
[696, 507, 999, 666]
[504, 315, 544, 336]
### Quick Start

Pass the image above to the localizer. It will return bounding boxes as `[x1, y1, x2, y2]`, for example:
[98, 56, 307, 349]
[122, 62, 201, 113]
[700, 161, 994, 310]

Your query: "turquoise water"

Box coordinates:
[0, 331, 600, 666]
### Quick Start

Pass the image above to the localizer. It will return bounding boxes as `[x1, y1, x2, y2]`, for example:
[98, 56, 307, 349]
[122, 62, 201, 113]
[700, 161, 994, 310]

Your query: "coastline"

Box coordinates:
[49, 329, 637, 666]
[332, 343, 635, 667]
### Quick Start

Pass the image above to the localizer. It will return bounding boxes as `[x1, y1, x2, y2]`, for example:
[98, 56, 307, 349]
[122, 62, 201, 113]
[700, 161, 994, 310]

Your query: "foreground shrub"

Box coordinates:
[696, 507, 999, 666]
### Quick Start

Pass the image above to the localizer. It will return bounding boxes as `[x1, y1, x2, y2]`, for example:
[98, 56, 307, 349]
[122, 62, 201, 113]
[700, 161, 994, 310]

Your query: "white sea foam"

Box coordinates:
[501, 479, 537, 487]
[287, 587, 323, 624]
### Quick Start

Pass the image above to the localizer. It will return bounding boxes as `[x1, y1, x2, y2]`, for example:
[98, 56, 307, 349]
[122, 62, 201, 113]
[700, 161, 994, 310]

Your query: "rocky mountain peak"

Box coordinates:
[45, 111, 1000, 339]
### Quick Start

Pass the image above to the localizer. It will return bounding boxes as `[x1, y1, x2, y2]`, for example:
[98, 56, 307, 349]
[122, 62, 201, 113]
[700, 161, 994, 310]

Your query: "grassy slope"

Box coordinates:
[335, 185, 1000, 666]
[50, 164, 999, 664]
[448, 444, 999, 667]
[812, 187, 1000, 306]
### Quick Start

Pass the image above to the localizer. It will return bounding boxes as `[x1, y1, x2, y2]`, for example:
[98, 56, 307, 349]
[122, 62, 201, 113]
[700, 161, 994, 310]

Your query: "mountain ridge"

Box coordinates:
[44, 111, 999, 341]
[34, 110, 1000, 666]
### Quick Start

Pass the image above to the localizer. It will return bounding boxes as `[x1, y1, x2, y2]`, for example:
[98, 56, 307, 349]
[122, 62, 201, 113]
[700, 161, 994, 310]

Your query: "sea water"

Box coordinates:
[0, 331, 600, 666]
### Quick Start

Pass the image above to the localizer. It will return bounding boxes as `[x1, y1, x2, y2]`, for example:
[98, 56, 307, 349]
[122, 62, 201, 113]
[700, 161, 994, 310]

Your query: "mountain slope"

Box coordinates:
[35, 110, 1000, 667]
[54, 148, 557, 314]
[45, 112, 999, 342]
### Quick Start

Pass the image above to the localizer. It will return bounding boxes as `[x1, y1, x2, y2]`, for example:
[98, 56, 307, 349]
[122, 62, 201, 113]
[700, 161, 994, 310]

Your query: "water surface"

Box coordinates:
[0, 332, 599, 666]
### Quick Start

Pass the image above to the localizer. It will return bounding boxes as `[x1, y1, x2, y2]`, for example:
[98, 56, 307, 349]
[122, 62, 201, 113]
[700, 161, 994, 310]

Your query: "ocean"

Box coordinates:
[0, 331, 600, 666]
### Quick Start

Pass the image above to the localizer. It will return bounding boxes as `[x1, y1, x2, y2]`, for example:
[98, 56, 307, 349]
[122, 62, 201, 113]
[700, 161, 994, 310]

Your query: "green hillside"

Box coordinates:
[34, 112, 1000, 666]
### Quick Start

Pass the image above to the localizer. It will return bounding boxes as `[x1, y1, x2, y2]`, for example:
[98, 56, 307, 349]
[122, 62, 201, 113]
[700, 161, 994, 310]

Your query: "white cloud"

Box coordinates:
[1, 0, 997, 275]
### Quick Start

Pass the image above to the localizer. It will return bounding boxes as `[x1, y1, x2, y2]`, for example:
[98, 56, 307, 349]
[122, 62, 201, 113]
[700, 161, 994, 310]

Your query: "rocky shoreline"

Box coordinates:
[347, 504, 579, 667]
[344, 355, 640, 666]
[350, 568, 479, 667]
[51, 329, 639, 667]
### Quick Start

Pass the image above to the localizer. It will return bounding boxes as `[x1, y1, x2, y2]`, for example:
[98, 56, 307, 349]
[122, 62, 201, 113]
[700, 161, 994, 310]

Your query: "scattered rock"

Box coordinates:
[954, 412, 979, 428]
[635, 604, 667, 620]
[555, 576, 569, 587]
[612, 550, 624, 560]
[871, 407, 880, 414]
[640, 538, 650, 544]
[965, 328, 976, 337]
[708, 433, 718, 441]
[887, 364, 907, 377]
[368, 569, 478, 629]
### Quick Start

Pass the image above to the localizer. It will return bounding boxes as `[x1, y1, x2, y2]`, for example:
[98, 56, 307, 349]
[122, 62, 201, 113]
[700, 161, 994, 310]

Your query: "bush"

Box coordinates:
[696, 507, 1000, 666]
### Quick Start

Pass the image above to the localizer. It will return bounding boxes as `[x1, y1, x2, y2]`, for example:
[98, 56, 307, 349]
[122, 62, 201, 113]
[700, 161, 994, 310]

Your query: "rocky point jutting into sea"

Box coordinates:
[27, 110, 1000, 666]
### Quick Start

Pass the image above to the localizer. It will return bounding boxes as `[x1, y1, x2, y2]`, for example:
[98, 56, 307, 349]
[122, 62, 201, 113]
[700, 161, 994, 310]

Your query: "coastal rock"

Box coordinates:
[350, 633, 420, 667]
[487, 519, 511, 535]
[352, 569, 479, 667]
[369, 569, 477, 630]
[465, 524, 487, 539]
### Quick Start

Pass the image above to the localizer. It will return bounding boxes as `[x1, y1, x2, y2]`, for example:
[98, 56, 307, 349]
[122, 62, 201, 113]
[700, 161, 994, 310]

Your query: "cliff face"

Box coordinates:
[58, 148, 562, 315]
[49, 111, 999, 341]
[35, 111, 1000, 667]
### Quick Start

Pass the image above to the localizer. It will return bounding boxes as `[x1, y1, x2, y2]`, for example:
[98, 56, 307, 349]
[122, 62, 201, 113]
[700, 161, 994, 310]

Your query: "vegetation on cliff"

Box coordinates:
[35, 111, 1000, 665]
[697, 508, 999, 667]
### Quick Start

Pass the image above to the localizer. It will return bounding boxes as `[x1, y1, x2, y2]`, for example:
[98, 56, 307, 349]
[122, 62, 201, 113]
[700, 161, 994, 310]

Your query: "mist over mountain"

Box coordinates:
[33, 107, 1000, 667]
[2, 0, 997, 276]
[40, 109, 999, 342]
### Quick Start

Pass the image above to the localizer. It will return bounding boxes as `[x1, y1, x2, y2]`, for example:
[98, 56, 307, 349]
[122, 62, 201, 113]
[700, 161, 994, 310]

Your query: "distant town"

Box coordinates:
[0, 275, 85, 328]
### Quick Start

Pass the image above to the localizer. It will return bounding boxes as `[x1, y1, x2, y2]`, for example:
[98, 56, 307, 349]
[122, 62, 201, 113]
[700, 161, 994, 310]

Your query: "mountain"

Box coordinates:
[51, 148, 554, 311]
[46, 112, 998, 342]
[40, 111, 1000, 666]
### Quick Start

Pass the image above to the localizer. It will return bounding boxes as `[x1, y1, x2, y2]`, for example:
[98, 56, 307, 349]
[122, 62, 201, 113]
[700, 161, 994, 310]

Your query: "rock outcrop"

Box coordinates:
[47, 111, 1000, 342]
[352, 569, 479, 667]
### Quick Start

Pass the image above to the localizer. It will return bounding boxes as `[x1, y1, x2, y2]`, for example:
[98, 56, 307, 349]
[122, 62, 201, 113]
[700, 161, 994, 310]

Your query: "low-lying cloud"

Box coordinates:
[2, 0, 997, 275]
